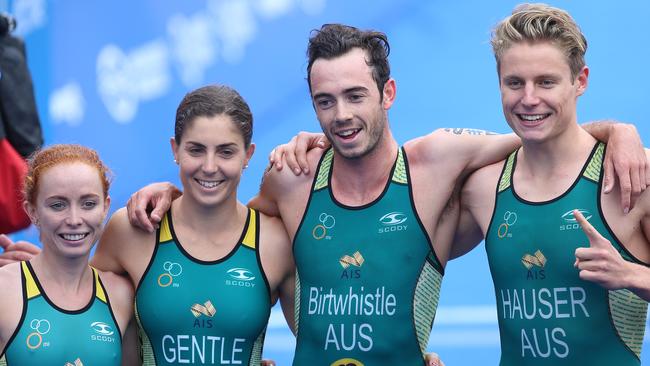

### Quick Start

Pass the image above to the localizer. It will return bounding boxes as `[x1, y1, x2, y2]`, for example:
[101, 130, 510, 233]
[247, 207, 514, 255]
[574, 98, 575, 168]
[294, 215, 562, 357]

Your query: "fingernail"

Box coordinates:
[303, 168, 309, 174]
[295, 168, 301, 174]
[624, 206, 629, 214]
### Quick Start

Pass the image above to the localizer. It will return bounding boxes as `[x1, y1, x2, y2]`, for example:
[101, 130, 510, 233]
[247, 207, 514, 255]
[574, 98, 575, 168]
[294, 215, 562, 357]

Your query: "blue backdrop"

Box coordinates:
[8, 0, 650, 364]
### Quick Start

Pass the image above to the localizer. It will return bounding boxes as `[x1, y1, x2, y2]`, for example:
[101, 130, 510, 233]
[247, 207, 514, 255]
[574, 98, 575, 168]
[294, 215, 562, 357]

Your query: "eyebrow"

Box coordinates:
[312, 86, 370, 100]
[45, 194, 100, 201]
[185, 141, 240, 149]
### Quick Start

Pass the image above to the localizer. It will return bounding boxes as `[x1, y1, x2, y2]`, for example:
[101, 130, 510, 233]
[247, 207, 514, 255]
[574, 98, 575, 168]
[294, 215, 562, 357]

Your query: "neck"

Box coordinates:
[31, 249, 92, 293]
[174, 193, 247, 234]
[330, 130, 399, 204]
[518, 122, 596, 176]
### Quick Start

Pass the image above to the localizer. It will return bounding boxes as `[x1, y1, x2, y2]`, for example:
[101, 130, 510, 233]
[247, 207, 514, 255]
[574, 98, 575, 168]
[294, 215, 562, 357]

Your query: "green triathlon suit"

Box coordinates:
[0, 261, 122, 366]
[136, 207, 271, 365]
[486, 142, 648, 365]
[293, 148, 444, 366]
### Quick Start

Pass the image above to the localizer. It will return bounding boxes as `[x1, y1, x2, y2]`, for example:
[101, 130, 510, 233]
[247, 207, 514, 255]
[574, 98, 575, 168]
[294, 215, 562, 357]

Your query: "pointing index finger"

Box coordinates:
[574, 209, 605, 247]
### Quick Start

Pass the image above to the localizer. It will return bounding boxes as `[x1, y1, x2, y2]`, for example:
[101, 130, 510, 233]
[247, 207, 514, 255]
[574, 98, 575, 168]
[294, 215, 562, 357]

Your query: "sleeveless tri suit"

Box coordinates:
[135, 207, 271, 365]
[292, 148, 444, 366]
[485, 143, 648, 365]
[0, 261, 122, 366]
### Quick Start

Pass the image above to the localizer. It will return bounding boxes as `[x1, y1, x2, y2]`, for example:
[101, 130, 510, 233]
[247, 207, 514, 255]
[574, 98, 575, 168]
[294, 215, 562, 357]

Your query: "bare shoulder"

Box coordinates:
[97, 208, 155, 259]
[263, 148, 322, 193]
[463, 160, 506, 201]
[0, 262, 24, 345]
[97, 269, 134, 303]
[96, 269, 134, 334]
[404, 130, 454, 165]
[0, 262, 22, 294]
[257, 212, 294, 291]
[258, 213, 291, 255]
[466, 160, 505, 187]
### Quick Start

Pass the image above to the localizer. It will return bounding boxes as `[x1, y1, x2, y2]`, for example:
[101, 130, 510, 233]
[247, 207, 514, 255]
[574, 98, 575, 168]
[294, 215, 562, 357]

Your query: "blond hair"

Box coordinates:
[491, 3, 587, 79]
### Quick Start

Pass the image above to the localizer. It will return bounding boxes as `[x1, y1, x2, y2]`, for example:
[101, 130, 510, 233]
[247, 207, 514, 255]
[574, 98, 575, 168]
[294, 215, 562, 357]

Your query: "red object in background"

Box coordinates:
[0, 137, 30, 234]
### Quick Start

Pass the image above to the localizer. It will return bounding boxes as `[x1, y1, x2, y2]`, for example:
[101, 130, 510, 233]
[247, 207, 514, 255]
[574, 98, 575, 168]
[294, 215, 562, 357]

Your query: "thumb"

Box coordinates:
[0, 234, 12, 251]
[574, 209, 607, 248]
[603, 155, 614, 193]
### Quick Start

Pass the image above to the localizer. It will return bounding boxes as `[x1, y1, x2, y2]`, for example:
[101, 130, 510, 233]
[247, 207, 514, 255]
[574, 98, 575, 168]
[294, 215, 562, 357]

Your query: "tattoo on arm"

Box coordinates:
[443, 128, 498, 136]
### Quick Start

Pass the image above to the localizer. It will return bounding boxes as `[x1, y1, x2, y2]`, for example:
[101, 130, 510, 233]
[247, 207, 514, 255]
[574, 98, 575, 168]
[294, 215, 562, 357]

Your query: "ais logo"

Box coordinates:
[339, 251, 364, 279]
[64, 358, 83, 366]
[560, 209, 592, 231]
[522, 250, 546, 280]
[331, 358, 364, 366]
[378, 212, 408, 234]
[191, 300, 216, 328]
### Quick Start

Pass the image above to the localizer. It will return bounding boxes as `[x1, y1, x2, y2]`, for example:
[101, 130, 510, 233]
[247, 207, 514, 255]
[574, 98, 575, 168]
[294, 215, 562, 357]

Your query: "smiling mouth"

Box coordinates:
[335, 128, 361, 140]
[195, 178, 223, 189]
[517, 113, 551, 125]
[59, 233, 89, 241]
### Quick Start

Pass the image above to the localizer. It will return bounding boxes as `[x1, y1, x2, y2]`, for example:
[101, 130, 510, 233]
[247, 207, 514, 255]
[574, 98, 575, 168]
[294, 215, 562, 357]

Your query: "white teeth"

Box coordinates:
[520, 114, 547, 121]
[61, 233, 86, 241]
[197, 179, 220, 188]
[337, 129, 358, 137]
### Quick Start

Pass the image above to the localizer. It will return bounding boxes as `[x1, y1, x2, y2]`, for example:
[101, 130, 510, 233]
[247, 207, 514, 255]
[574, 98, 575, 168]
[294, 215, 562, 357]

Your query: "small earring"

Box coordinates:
[244, 164, 249, 169]
[174, 159, 178, 164]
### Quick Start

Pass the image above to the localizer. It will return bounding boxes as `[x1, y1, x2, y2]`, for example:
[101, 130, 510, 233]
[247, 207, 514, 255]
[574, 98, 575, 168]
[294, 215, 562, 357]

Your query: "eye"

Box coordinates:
[539, 79, 556, 88]
[49, 201, 66, 211]
[316, 98, 334, 109]
[505, 79, 523, 89]
[187, 146, 204, 155]
[82, 200, 98, 209]
[220, 149, 235, 158]
[349, 94, 364, 101]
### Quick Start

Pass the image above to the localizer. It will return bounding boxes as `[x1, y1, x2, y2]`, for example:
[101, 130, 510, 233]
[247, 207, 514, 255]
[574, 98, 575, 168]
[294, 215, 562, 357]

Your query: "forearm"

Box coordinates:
[581, 120, 634, 142]
[626, 262, 650, 301]
[438, 128, 521, 171]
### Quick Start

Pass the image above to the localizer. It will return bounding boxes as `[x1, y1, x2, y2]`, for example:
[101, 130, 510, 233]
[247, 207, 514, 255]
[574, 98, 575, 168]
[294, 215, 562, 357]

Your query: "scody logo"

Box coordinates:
[560, 209, 592, 231]
[378, 212, 407, 234]
[91, 322, 114, 336]
[90, 322, 116, 343]
[226, 267, 256, 288]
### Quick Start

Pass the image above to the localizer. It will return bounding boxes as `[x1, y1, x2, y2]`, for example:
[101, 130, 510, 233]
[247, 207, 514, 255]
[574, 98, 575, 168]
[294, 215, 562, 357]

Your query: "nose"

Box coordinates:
[202, 154, 219, 175]
[65, 205, 83, 226]
[521, 83, 540, 107]
[335, 102, 353, 123]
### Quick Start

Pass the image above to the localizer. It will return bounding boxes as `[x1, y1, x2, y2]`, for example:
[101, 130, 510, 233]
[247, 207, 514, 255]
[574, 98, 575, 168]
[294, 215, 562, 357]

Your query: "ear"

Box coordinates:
[102, 195, 111, 222]
[170, 137, 179, 164]
[23, 201, 38, 227]
[575, 66, 589, 97]
[382, 78, 396, 110]
[245, 143, 256, 168]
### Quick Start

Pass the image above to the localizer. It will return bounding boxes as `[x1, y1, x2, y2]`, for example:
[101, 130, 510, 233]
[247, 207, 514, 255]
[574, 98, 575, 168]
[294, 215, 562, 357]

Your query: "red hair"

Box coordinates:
[23, 144, 112, 204]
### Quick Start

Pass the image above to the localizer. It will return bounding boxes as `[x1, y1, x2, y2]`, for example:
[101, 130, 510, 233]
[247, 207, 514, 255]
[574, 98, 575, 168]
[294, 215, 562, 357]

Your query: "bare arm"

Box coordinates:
[582, 121, 649, 211]
[248, 170, 282, 218]
[0, 234, 40, 266]
[434, 128, 520, 174]
[92, 208, 153, 277]
[126, 182, 182, 232]
[450, 204, 484, 260]
[278, 268, 296, 334]
[121, 318, 140, 366]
